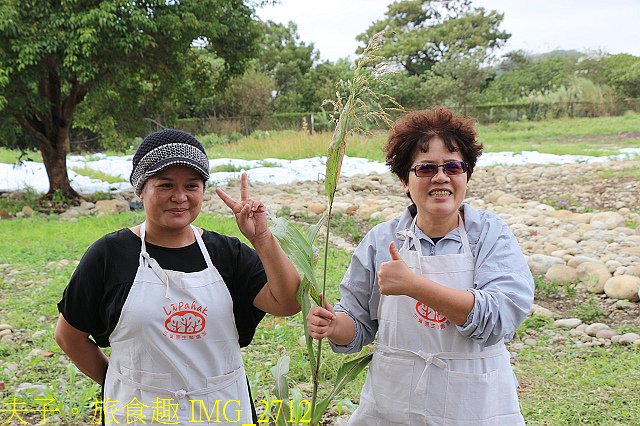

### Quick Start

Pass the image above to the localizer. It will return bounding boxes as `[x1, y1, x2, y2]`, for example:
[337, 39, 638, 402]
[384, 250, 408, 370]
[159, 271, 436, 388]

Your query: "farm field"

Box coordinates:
[1, 114, 640, 425]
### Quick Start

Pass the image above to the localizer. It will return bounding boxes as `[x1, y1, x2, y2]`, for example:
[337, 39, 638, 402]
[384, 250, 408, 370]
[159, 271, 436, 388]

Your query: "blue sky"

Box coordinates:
[257, 0, 640, 62]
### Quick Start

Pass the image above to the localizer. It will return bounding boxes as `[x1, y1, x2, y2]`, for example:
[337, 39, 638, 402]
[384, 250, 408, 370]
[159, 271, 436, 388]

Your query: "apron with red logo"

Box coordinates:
[349, 215, 523, 425]
[103, 222, 252, 425]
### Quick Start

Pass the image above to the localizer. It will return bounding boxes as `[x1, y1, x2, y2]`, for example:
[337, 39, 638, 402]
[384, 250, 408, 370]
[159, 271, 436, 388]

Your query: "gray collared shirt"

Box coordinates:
[331, 203, 535, 353]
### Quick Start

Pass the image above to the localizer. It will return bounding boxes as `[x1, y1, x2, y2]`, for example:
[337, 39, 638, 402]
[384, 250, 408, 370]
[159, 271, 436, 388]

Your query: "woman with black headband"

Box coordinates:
[55, 129, 300, 425]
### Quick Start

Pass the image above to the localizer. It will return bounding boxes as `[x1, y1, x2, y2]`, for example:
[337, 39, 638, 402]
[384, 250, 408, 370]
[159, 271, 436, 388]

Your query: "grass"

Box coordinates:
[0, 147, 42, 164]
[70, 166, 124, 184]
[1, 212, 639, 424]
[205, 130, 387, 162]
[479, 112, 640, 155]
[515, 338, 640, 425]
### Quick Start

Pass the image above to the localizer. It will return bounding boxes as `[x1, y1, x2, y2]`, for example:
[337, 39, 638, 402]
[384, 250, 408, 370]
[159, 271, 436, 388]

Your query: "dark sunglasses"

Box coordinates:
[410, 161, 468, 177]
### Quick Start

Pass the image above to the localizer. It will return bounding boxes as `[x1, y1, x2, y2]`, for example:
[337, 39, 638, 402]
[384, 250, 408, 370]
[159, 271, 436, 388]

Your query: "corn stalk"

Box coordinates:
[269, 31, 402, 425]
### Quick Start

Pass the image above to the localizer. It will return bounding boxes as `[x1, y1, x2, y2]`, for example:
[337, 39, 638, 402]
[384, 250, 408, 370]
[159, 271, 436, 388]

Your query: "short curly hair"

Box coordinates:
[384, 107, 483, 183]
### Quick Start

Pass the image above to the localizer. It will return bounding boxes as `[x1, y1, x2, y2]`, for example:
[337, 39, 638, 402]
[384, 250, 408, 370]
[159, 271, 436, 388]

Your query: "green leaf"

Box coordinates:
[269, 214, 321, 305]
[305, 215, 326, 250]
[325, 100, 351, 205]
[313, 353, 373, 424]
[270, 355, 290, 400]
[270, 356, 292, 426]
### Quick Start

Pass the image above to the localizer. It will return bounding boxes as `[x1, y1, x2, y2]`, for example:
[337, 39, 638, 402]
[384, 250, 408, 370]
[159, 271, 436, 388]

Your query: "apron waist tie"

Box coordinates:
[111, 367, 241, 401]
[376, 343, 507, 394]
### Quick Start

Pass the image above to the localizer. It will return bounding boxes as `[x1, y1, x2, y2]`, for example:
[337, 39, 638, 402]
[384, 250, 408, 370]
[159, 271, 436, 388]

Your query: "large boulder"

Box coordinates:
[544, 264, 578, 283]
[590, 212, 625, 230]
[95, 199, 130, 215]
[604, 276, 640, 302]
[576, 262, 612, 293]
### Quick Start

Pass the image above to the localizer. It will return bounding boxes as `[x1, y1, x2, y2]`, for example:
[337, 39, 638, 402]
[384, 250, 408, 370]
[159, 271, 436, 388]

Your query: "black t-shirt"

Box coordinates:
[57, 228, 268, 348]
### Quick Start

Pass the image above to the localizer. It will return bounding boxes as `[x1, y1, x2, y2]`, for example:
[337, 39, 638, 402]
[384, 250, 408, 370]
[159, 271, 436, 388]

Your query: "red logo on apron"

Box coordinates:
[162, 301, 208, 339]
[414, 301, 450, 329]
[415, 301, 446, 322]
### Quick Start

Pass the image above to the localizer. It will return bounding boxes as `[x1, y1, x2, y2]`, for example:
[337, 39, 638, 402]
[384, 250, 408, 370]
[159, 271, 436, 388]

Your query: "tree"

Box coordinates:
[298, 59, 354, 113]
[218, 69, 275, 121]
[478, 51, 583, 103]
[356, 0, 509, 76]
[425, 48, 492, 113]
[256, 20, 318, 112]
[0, 0, 259, 198]
[587, 54, 640, 100]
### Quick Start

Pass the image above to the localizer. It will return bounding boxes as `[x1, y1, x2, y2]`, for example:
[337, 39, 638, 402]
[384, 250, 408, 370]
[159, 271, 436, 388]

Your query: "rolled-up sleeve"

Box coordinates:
[330, 231, 382, 354]
[458, 217, 535, 346]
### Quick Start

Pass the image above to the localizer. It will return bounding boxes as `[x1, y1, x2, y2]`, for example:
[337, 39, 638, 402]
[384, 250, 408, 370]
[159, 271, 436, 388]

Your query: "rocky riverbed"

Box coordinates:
[203, 158, 640, 347]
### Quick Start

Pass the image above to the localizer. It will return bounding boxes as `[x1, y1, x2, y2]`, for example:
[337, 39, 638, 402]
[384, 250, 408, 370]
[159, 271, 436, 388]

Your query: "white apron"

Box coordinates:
[103, 223, 253, 425]
[349, 215, 523, 426]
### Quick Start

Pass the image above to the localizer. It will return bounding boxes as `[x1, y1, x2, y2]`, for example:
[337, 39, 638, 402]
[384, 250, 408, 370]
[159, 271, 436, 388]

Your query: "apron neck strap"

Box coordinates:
[138, 222, 216, 299]
[401, 212, 471, 255]
[139, 222, 213, 268]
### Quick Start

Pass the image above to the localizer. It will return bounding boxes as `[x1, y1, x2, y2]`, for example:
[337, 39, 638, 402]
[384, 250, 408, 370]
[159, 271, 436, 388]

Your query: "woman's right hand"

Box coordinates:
[306, 297, 336, 340]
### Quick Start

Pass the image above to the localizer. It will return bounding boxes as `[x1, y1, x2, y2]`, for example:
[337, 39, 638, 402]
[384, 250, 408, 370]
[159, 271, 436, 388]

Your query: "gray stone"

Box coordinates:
[544, 264, 578, 283]
[585, 323, 610, 337]
[528, 254, 564, 275]
[615, 299, 633, 309]
[95, 199, 130, 215]
[603, 276, 640, 301]
[15, 383, 48, 395]
[595, 329, 617, 340]
[530, 304, 555, 319]
[576, 262, 612, 293]
[510, 342, 525, 351]
[590, 212, 625, 230]
[553, 318, 583, 328]
[617, 333, 640, 345]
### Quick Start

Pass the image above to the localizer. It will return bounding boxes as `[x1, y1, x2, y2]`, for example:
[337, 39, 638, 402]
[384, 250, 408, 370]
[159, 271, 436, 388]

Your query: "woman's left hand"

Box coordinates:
[216, 172, 269, 243]
[378, 241, 417, 296]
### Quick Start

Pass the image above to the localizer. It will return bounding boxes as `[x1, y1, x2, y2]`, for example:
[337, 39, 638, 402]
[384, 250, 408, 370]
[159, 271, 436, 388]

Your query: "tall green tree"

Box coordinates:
[256, 20, 318, 112]
[0, 0, 258, 198]
[583, 54, 640, 100]
[356, 0, 509, 76]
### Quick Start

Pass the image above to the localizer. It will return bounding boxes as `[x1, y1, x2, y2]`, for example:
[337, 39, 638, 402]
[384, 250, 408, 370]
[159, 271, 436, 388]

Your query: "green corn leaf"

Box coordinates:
[305, 215, 326, 249]
[312, 353, 373, 425]
[325, 100, 351, 205]
[270, 356, 292, 426]
[270, 355, 290, 400]
[270, 214, 321, 305]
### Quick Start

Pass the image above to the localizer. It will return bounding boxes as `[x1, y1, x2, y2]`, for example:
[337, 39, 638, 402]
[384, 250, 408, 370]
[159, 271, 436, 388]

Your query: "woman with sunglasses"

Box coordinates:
[307, 107, 534, 425]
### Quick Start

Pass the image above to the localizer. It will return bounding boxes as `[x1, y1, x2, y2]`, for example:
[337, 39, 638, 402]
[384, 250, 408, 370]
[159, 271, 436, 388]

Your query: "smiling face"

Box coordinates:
[402, 136, 467, 236]
[140, 165, 205, 235]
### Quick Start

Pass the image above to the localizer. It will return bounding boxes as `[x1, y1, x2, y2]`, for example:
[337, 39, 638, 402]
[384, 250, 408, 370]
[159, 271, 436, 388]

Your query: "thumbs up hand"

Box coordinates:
[378, 241, 416, 296]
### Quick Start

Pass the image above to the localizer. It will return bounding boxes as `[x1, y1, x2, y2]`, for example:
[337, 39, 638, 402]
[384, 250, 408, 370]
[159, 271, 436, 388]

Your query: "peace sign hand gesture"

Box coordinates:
[215, 172, 269, 244]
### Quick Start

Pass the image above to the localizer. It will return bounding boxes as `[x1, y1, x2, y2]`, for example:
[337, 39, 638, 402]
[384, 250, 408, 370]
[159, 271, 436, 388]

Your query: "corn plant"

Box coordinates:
[269, 32, 402, 425]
